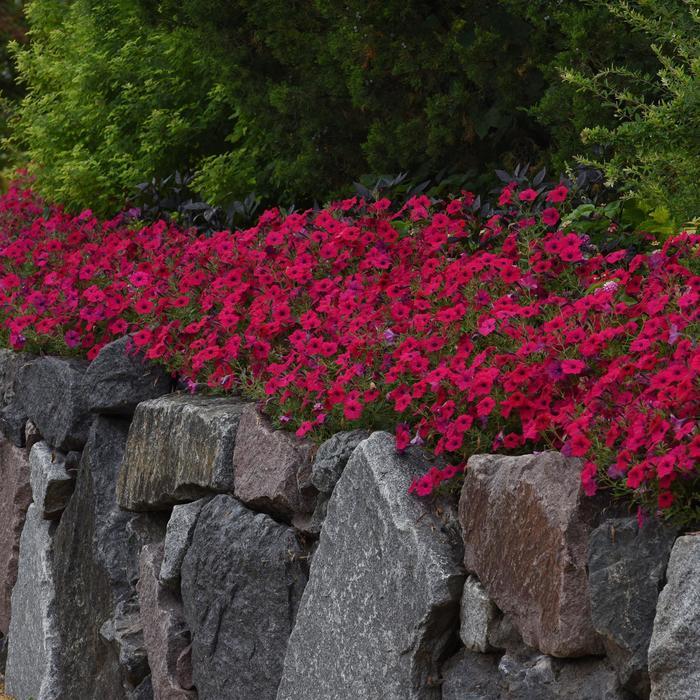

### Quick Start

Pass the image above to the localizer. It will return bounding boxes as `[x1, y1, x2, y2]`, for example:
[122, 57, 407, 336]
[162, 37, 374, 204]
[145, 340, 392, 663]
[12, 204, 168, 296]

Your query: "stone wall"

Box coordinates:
[0, 339, 696, 700]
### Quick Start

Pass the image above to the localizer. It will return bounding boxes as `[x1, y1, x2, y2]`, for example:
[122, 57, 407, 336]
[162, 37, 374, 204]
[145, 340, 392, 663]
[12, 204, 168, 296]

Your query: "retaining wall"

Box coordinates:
[0, 339, 696, 700]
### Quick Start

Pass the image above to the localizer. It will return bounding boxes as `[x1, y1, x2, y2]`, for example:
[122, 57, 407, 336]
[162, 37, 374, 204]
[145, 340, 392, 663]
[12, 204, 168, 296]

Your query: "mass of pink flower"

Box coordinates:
[0, 181, 698, 515]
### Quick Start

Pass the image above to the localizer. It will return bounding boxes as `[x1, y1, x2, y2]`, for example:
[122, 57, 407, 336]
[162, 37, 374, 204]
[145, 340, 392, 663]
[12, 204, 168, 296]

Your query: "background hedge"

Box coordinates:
[3, 0, 653, 209]
[3, 0, 697, 225]
[0, 0, 26, 179]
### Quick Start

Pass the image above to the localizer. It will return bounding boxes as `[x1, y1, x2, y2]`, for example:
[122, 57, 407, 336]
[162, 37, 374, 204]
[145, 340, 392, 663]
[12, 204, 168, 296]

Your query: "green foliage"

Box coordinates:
[522, 0, 661, 173]
[0, 0, 27, 181]
[563, 0, 700, 228]
[9, 0, 660, 213]
[0, 0, 25, 101]
[9, 0, 231, 212]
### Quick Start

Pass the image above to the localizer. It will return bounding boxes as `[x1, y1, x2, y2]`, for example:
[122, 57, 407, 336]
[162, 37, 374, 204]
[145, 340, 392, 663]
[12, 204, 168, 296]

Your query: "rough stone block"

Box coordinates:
[0, 437, 32, 635]
[441, 647, 628, 700]
[0, 350, 36, 447]
[277, 433, 465, 700]
[502, 651, 627, 699]
[98, 598, 150, 690]
[310, 429, 371, 494]
[460, 575, 499, 653]
[648, 535, 700, 700]
[138, 544, 196, 699]
[117, 394, 249, 511]
[299, 430, 372, 536]
[459, 451, 603, 657]
[15, 356, 92, 451]
[29, 441, 75, 519]
[232, 405, 317, 520]
[160, 498, 210, 591]
[51, 417, 164, 697]
[25, 419, 42, 452]
[588, 517, 676, 697]
[0, 402, 29, 449]
[84, 335, 173, 416]
[182, 495, 308, 700]
[440, 649, 504, 699]
[5, 505, 62, 700]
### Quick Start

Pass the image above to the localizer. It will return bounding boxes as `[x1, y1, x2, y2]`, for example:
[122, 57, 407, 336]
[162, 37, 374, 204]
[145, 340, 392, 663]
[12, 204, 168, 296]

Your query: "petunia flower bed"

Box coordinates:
[0, 182, 698, 522]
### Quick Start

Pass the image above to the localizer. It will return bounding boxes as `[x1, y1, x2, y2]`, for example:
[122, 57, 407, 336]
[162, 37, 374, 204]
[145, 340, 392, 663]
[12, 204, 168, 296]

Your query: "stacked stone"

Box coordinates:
[0, 351, 41, 671]
[0, 338, 173, 699]
[276, 432, 465, 700]
[0, 338, 330, 700]
[441, 451, 687, 700]
[0, 340, 697, 700]
[117, 397, 311, 700]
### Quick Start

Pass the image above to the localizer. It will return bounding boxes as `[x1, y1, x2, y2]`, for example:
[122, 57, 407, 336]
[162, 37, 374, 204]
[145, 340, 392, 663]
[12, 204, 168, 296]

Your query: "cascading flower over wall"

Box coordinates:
[0, 181, 698, 521]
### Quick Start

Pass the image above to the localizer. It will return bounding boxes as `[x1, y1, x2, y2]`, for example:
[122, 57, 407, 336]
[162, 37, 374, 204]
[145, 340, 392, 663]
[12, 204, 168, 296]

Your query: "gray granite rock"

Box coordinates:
[0, 350, 36, 447]
[5, 504, 63, 700]
[588, 517, 676, 697]
[117, 394, 249, 510]
[15, 356, 92, 451]
[648, 535, 700, 700]
[277, 432, 465, 700]
[86, 419, 164, 594]
[499, 651, 628, 699]
[0, 401, 30, 448]
[99, 598, 150, 689]
[160, 498, 210, 591]
[441, 647, 629, 700]
[232, 406, 317, 520]
[50, 417, 162, 697]
[84, 335, 173, 416]
[29, 441, 75, 519]
[310, 429, 371, 493]
[138, 544, 196, 699]
[182, 495, 308, 700]
[0, 350, 26, 402]
[459, 452, 603, 657]
[440, 649, 504, 699]
[290, 494, 329, 537]
[124, 511, 170, 574]
[461, 575, 499, 653]
[299, 430, 372, 536]
[0, 437, 32, 635]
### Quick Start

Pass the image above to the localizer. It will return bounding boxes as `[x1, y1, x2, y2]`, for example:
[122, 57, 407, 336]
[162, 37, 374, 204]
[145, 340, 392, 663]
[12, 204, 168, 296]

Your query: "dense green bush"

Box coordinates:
[0, 1, 25, 100]
[8, 0, 231, 212]
[8, 0, 659, 213]
[0, 0, 26, 180]
[563, 0, 700, 227]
